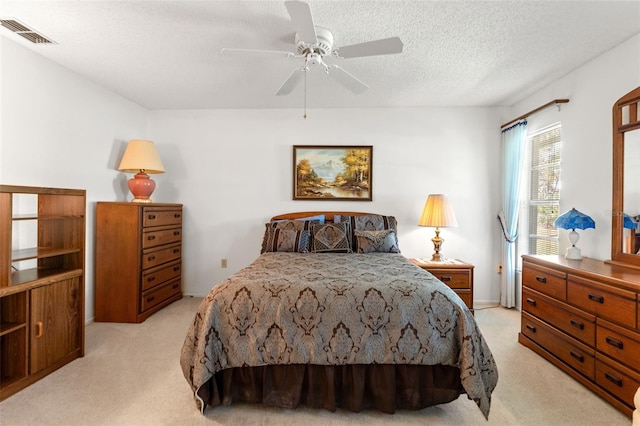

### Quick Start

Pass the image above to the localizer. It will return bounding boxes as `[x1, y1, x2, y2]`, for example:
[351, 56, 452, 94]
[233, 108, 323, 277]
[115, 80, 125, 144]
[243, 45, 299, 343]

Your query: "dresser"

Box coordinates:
[519, 255, 640, 416]
[410, 258, 474, 312]
[95, 202, 183, 323]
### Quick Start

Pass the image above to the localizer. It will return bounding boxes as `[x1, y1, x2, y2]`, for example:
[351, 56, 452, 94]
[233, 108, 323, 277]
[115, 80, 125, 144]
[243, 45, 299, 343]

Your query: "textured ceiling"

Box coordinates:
[1, 1, 639, 110]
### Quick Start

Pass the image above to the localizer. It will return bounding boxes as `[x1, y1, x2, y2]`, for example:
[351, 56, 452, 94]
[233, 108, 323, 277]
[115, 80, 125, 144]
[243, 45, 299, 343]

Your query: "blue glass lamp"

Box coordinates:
[623, 213, 639, 230]
[554, 208, 595, 259]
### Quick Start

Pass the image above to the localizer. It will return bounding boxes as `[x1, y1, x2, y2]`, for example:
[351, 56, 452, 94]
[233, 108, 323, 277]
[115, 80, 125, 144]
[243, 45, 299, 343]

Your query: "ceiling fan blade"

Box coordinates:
[327, 65, 368, 94]
[285, 1, 317, 44]
[336, 37, 404, 58]
[221, 48, 297, 58]
[276, 68, 306, 96]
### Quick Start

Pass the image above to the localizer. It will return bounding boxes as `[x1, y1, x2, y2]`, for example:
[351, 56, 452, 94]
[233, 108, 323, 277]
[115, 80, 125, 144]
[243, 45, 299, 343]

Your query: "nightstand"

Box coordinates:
[410, 258, 474, 313]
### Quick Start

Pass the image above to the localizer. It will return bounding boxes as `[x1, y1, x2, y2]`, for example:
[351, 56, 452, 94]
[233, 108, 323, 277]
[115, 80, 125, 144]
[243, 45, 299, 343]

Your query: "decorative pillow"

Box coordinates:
[354, 229, 400, 253]
[261, 228, 311, 253]
[335, 214, 399, 252]
[311, 222, 352, 253]
[261, 219, 319, 253]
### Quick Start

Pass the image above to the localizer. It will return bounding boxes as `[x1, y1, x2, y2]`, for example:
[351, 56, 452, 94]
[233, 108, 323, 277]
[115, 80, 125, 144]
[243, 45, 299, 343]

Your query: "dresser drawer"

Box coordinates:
[523, 262, 567, 300]
[142, 243, 181, 270]
[523, 287, 595, 346]
[142, 207, 182, 228]
[596, 319, 640, 372]
[567, 275, 636, 328]
[142, 225, 182, 249]
[595, 355, 640, 409]
[140, 279, 181, 312]
[521, 312, 595, 379]
[141, 260, 182, 292]
[430, 270, 471, 289]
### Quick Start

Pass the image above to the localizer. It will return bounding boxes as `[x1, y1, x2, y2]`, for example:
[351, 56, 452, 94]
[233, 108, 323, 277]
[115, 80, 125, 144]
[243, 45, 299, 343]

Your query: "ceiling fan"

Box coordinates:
[221, 0, 404, 97]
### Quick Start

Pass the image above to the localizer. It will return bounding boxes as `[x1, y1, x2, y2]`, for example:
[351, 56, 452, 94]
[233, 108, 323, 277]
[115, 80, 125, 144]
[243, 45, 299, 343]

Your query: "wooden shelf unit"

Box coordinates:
[0, 185, 85, 401]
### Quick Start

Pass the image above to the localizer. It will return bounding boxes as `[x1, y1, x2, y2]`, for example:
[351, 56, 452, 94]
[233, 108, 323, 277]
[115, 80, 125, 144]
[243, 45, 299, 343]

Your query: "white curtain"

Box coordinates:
[498, 120, 527, 308]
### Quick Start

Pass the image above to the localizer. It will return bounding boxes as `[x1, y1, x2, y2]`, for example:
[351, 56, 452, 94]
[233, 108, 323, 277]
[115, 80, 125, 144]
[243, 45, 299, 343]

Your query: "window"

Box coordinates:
[527, 124, 562, 255]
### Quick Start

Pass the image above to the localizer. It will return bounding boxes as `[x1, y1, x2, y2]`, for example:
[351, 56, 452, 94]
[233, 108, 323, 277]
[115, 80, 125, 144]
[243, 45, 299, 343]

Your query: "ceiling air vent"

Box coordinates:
[1, 18, 55, 44]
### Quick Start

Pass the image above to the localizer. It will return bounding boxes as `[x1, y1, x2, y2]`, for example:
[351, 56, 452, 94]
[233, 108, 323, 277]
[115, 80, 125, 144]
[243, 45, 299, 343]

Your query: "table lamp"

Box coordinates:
[554, 208, 595, 259]
[418, 194, 458, 261]
[118, 139, 165, 203]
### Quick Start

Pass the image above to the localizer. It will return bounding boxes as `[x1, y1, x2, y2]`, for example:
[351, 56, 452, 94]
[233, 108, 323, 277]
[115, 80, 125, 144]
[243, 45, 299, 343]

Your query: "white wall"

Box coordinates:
[1, 36, 150, 322]
[3, 31, 638, 323]
[149, 108, 504, 300]
[508, 34, 640, 261]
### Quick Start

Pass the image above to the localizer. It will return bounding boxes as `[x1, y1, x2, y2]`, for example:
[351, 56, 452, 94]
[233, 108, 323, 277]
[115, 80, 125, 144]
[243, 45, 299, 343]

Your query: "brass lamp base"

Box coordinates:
[431, 227, 444, 261]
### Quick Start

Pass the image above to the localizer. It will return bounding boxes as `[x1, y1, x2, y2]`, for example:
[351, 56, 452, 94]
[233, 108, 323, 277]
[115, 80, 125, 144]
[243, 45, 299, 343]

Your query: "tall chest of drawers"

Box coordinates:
[519, 255, 640, 416]
[95, 202, 183, 323]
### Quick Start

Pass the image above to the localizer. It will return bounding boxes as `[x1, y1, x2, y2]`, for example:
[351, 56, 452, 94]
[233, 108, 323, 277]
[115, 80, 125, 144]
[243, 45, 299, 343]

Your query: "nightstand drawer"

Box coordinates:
[523, 287, 595, 346]
[567, 275, 636, 328]
[141, 279, 181, 312]
[454, 289, 471, 307]
[142, 208, 182, 228]
[521, 312, 595, 379]
[523, 262, 567, 300]
[142, 226, 182, 249]
[141, 260, 182, 292]
[429, 270, 470, 289]
[142, 243, 181, 269]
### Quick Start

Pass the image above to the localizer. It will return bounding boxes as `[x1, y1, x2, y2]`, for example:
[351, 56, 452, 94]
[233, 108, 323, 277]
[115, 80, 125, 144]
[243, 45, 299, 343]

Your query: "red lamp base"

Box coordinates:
[128, 171, 156, 203]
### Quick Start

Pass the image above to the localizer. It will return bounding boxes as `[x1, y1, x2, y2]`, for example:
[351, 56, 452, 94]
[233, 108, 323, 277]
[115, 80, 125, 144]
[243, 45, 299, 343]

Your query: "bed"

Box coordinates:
[180, 212, 498, 419]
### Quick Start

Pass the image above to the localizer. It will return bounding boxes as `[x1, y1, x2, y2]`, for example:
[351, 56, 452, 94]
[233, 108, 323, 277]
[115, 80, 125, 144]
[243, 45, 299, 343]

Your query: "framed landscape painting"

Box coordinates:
[293, 145, 372, 201]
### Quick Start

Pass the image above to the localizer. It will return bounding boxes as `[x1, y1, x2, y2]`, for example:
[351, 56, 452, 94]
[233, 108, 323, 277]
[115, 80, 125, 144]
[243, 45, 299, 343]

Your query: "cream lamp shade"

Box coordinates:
[418, 194, 458, 261]
[118, 139, 165, 203]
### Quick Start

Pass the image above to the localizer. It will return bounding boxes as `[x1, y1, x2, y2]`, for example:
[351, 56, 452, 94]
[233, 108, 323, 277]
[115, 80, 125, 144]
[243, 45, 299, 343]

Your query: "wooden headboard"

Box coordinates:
[270, 211, 376, 222]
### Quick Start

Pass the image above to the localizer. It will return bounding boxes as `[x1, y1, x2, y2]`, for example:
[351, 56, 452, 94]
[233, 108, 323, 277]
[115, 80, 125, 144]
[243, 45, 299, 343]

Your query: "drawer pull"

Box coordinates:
[525, 298, 537, 306]
[147, 296, 155, 303]
[173, 266, 180, 272]
[588, 293, 604, 303]
[34, 321, 44, 339]
[535, 276, 547, 284]
[173, 248, 180, 254]
[605, 336, 623, 349]
[569, 351, 584, 362]
[174, 231, 180, 236]
[148, 255, 156, 261]
[440, 276, 452, 282]
[148, 214, 157, 220]
[147, 276, 156, 282]
[570, 319, 584, 330]
[147, 235, 156, 241]
[604, 372, 623, 387]
[172, 283, 179, 289]
[525, 324, 536, 333]
[174, 213, 181, 218]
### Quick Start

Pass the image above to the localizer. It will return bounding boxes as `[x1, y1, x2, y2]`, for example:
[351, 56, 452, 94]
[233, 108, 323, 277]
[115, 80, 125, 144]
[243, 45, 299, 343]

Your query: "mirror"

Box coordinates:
[622, 130, 640, 254]
[611, 86, 640, 268]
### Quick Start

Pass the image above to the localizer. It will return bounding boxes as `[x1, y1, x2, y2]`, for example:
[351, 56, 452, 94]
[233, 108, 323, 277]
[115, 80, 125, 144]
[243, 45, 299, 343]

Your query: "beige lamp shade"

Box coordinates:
[118, 139, 165, 174]
[418, 194, 458, 228]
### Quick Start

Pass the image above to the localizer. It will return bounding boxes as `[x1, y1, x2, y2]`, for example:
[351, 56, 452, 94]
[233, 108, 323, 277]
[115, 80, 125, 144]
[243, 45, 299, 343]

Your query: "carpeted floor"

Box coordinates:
[0, 296, 631, 425]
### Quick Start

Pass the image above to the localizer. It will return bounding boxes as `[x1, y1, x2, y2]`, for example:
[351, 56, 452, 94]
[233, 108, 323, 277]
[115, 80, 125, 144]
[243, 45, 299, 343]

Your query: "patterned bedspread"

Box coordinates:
[180, 252, 498, 418]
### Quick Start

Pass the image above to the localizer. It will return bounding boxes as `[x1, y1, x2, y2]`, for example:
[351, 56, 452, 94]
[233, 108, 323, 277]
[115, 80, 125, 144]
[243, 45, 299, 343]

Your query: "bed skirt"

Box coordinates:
[196, 364, 465, 413]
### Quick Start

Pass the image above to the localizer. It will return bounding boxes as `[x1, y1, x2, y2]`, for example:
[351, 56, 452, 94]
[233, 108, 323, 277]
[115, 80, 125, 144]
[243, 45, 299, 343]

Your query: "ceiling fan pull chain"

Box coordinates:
[303, 70, 307, 119]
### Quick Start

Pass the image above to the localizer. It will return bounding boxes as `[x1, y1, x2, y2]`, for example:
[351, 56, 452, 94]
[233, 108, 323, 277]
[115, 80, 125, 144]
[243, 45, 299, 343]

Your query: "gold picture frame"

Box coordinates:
[293, 145, 372, 201]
